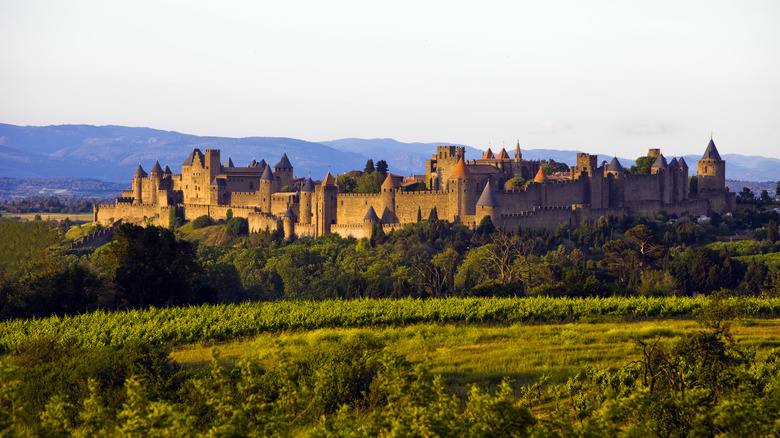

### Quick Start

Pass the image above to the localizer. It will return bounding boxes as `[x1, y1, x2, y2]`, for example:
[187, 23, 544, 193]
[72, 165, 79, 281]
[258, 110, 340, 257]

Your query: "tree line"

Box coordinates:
[1, 192, 780, 320]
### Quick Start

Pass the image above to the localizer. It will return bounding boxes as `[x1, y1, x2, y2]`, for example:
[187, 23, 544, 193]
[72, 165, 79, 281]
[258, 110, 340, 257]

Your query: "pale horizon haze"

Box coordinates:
[1, 0, 778, 159]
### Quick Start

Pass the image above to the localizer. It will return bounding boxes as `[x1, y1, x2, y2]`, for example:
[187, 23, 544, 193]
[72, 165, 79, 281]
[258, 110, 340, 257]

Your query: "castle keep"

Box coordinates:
[94, 139, 736, 238]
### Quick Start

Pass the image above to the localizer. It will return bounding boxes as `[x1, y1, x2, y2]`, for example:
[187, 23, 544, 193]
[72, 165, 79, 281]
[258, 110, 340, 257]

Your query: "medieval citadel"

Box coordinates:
[94, 139, 735, 239]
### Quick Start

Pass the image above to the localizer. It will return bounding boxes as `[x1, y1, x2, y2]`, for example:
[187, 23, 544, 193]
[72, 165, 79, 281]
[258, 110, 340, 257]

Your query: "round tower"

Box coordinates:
[448, 157, 475, 222]
[651, 154, 672, 204]
[258, 165, 275, 213]
[299, 177, 314, 224]
[273, 152, 294, 189]
[476, 181, 502, 226]
[381, 174, 399, 223]
[363, 205, 380, 239]
[149, 160, 162, 205]
[132, 164, 147, 205]
[283, 205, 296, 241]
[697, 139, 726, 192]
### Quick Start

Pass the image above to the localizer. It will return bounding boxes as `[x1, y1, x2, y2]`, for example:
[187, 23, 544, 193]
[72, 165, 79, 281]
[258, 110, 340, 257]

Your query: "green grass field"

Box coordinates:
[6, 212, 93, 222]
[170, 317, 780, 392]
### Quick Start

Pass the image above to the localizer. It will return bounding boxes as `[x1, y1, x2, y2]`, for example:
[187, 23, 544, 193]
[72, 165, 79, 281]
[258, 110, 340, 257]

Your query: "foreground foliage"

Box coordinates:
[1, 314, 779, 437]
[2, 296, 780, 353]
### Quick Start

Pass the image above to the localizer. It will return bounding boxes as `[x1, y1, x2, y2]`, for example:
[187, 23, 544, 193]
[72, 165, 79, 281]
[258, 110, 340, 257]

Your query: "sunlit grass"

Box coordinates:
[170, 318, 780, 390]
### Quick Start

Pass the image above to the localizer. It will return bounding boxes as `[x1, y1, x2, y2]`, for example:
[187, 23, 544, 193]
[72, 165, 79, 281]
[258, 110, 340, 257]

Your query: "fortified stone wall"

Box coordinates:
[247, 212, 281, 234]
[335, 193, 384, 224]
[623, 174, 662, 202]
[230, 191, 259, 208]
[394, 191, 450, 223]
[501, 205, 580, 230]
[182, 204, 257, 221]
[95, 203, 171, 227]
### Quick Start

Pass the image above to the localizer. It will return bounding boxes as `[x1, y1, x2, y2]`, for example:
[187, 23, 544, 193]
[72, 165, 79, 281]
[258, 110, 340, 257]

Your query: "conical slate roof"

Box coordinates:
[275, 152, 292, 169]
[322, 172, 337, 186]
[609, 157, 623, 172]
[150, 160, 163, 174]
[449, 157, 473, 180]
[481, 148, 494, 159]
[364, 205, 380, 221]
[678, 157, 689, 168]
[668, 157, 680, 169]
[211, 177, 226, 187]
[651, 154, 668, 169]
[476, 183, 500, 207]
[258, 158, 267, 168]
[164, 165, 172, 175]
[496, 148, 510, 159]
[248, 159, 258, 168]
[284, 205, 296, 219]
[260, 165, 274, 181]
[702, 139, 722, 161]
[534, 167, 548, 182]
[301, 177, 314, 192]
[225, 156, 234, 167]
[135, 164, 148, 178]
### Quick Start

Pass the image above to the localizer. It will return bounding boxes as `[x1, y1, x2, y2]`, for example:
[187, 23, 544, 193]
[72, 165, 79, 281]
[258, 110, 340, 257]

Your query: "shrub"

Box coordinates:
[225, 217, 248, 236]
[191, 215, 213, 229]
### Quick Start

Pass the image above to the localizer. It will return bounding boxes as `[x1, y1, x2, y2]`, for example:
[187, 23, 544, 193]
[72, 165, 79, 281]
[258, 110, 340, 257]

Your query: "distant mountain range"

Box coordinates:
[1, 124, 778, 194]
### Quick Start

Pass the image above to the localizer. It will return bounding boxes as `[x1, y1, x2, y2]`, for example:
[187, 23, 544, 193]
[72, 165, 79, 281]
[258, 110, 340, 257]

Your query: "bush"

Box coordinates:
[191, 215, 213, 229]
[225, 216, 248, 236]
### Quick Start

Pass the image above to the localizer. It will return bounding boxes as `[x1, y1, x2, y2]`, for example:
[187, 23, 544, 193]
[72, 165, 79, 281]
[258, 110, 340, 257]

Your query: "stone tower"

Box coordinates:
[316, 172, 339, 236]
[149, 160, 162, 205]
[274, 152, 294, 189]
[132, 164, 147, 205]
[381, 174, 400, 223]
[259, 165, 275, 213]
[426, 145, 465, 190]
[447, 157, 475, 222]
[651, 154, 672, 204]
[476, 181, 501, 225]
[283, 205, 296, 241]
[299, 177, 314, 224]
[697, 139, 726, 193]
[363, 205, 380, 238]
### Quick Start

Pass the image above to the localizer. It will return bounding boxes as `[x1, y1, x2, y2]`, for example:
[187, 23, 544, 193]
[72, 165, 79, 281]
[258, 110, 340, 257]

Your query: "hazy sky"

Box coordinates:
[2, 0, 778, 159]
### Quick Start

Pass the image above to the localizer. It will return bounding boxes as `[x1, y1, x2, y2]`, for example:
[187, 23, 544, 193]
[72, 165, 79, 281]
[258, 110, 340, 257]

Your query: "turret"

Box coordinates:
[259, 165, 275, 213]
[476, 182, 501, 226]
[316, 172, 339, 236]
[697, 138, 726, 193]
[132, 164, 147, 205]
[283, 205, 296, 241]
[363, 205, 380, 239]
[274, 152, 294, 189]
[605, 157, 624, 179]
[514, 141, 522, 160]
[299, 177, 314, 224]
[150, 160, 162, 205]
[225, 156, 234, 168]
[381, 174, 400, 223]
[448, 157, 475, 221]
[651, 154, 672, 204]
